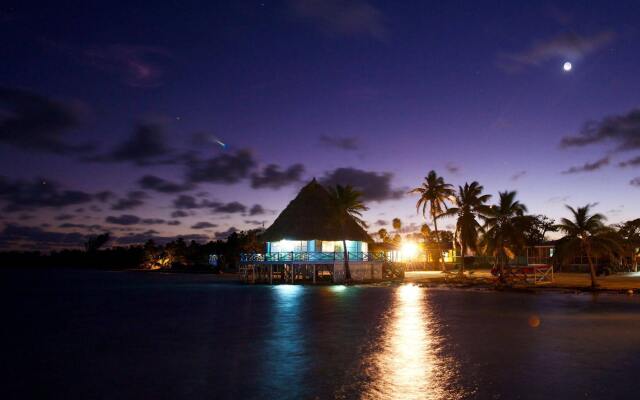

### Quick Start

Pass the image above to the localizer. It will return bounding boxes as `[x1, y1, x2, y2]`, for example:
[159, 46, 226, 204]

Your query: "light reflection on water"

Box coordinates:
[358, 284, 460, 400]
[262, 285, 306, 394]
[4, 269, 640, 399]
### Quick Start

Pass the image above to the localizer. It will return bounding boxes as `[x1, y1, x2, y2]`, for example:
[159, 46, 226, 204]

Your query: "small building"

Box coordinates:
[239, 179, 386, 283]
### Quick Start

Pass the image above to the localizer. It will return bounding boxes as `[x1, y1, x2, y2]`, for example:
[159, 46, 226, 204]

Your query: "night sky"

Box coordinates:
[1, 1, 639, 249]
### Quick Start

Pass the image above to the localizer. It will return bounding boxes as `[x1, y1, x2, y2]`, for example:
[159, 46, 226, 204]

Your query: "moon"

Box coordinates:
[563, 61, 572, 72]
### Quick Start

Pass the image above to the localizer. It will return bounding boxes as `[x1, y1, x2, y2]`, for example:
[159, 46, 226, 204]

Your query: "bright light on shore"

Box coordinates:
[400, 242, 419, 261]
[563, 61, 572, 71]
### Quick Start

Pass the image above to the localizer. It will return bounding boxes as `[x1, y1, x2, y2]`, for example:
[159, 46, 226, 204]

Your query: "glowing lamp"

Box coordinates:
[400, 242, 418, 261]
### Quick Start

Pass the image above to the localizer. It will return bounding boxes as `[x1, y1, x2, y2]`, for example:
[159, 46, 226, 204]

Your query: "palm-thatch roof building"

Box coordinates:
[262, 178, 371, 254]
[240, 179, 385, 283]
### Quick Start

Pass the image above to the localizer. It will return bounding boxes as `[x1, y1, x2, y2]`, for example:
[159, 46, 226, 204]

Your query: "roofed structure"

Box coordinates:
[260, 178, 372, 243]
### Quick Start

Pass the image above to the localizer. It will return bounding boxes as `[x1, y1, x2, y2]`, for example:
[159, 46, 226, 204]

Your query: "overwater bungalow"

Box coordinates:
[239, 179, 386, 283]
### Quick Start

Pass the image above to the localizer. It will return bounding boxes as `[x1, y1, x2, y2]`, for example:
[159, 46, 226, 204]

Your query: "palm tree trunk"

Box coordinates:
[585, 242, 598, 289]
[342, 239, 351, 282]
[432, 214, 445, 272]
[459, 239, 465, 276]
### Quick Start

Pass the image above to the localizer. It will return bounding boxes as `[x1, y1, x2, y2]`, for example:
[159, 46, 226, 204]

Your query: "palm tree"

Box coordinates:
[330, 184, 369, 282]
[481, 191, 532, 282]
[420, 223, 432, 269]
[556, 205, 624, 288]
[392, 217, 402, 244]
[445, 181, 491, 275]
[378, 228, 389, 243]
[410, 171, 455, 271]
[617, 219, 640, 272]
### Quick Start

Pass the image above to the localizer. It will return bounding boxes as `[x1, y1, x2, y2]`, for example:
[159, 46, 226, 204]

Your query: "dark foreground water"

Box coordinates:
[1, 269, 640, 399]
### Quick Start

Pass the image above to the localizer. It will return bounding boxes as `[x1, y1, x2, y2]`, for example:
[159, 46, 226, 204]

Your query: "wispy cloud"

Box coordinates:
[561, 108, 640, 152]
[0, 86, 92, 154]
[498, 31, 615, 72]
[320, 167, 404, 202]
[510, 170, 527, 181]
[289, 0, 387, 40]
[319, 135, 359, 151]
[561, 157, 609, 174]
[445, 162, 460, 175]
[84, 44, 170, 87]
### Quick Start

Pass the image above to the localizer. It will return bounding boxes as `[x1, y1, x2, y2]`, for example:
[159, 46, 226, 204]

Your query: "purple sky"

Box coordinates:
[1, 1, 639, 249]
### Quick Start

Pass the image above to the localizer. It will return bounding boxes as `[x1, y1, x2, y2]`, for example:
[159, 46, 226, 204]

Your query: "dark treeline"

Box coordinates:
[0, 230, 264, 272]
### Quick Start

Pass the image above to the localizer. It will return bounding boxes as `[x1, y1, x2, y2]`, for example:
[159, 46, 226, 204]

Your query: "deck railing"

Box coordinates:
[240, 251, 388, 264]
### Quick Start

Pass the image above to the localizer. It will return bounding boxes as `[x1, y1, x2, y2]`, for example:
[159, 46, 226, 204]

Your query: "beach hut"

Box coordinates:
[239, 179, 386, 283]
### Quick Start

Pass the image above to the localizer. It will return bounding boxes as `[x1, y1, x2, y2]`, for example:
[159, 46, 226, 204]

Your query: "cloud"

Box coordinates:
[172, 195, 247, 214]
[561, 108, 640, 152]
[320, 167, 404, 202]
[213, 201, 246, 214]
[87, 122, 175, 166]
[547, 195, 570, 203]
[445, 162, 460, 174]
[84, 44, 170, 87]
[250, 163, 305, 189]
[214, 227, 238, 240]
[55, 214, 75, 221]
[631, 177, 640, 187]
[191, 221, 218, 230]
[498, 31, 615, 72]
[105, 214, 140, 225]
[510, 170, 527, 181]
[141, 218, 165, 225]
[173, 195, 201, 209]
[562, 157, 609, 174]
[244, 220, 265, 226]
[113, 233, 210, 246]
[249, 204, 266, 216]
[59, 223, 103, 231]
[619, 156, 640, 168]
[170, 210, 190, 218]
[138, 175, 193, 193]
[0, 224, 86, 250]
[111, 191, 148, 211]
[319, 135, 359, 150]
[375, 219, 387, 226]
[186, 149, 256, 184]
[0, 176, 93, 212]
[289, 0, 388, 40]
[95, 191, 116, 202]
[0, 86, 91, 154]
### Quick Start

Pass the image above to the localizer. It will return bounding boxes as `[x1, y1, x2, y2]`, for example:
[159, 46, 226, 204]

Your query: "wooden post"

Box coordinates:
[269, 264, 273, 284]
[313, 264, 316, 284]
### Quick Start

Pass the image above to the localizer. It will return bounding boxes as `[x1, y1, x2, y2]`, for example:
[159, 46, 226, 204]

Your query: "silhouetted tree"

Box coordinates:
[410, 170, 455, 271]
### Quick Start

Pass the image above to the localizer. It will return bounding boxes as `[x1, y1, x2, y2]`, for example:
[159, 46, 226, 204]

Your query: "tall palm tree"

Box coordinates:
[330, 185, 369, 282]
[556, 205, 624, 288]
[392, 218, 402, 244]
[378, 228, 389, 243]
[445, 181, 491, 275]
[481, 191, 532, 282]
[617, 219, 640, 272]
[410, 170, 455, 271]
[420, 223, 432, 269]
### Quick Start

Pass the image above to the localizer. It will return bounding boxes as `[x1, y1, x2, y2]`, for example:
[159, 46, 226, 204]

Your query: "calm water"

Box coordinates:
[2, 269, 640, 399]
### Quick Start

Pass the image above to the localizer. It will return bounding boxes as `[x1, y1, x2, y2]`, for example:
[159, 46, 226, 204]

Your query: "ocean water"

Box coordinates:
[1, 268, 639, 399]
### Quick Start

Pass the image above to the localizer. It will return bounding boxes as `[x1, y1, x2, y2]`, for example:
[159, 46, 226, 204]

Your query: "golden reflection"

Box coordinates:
[362, 284, 458, 400]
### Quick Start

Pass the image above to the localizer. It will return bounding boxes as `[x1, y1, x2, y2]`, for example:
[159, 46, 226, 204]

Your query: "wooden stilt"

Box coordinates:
[269, 264, 273, 284]
[313, 264, 316, 284]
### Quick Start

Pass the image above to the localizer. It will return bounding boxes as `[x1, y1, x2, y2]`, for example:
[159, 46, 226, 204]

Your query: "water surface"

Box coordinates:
[1, 269, 639, 399]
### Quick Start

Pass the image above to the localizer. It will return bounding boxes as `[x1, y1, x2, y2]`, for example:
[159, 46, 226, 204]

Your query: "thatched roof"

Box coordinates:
[261, 179, 372, 242]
